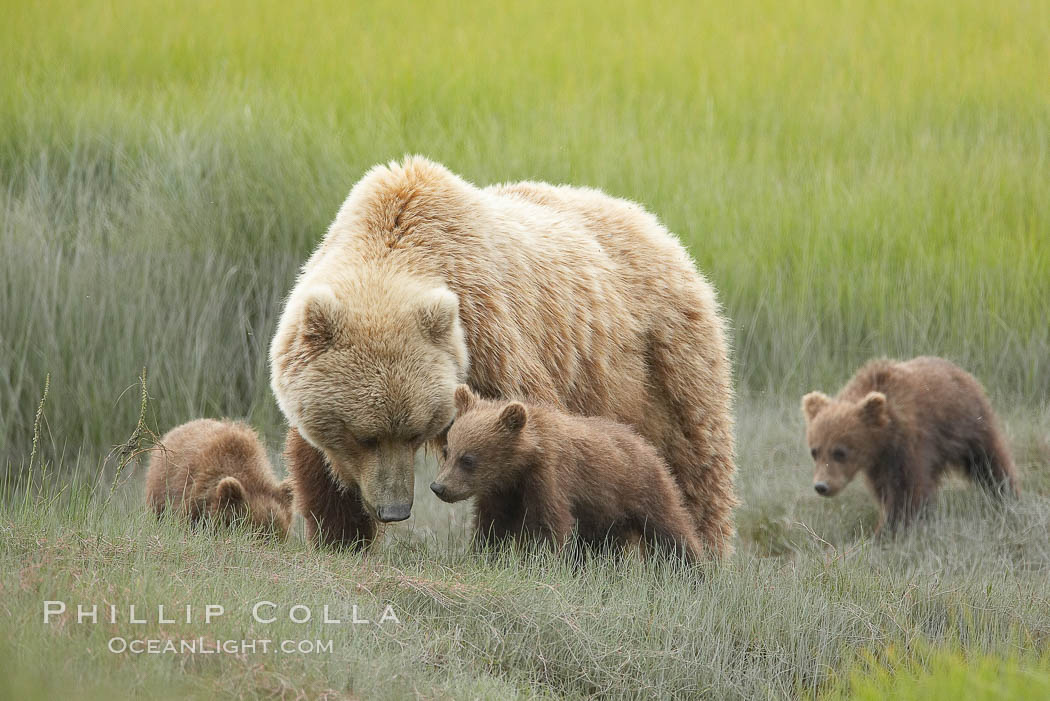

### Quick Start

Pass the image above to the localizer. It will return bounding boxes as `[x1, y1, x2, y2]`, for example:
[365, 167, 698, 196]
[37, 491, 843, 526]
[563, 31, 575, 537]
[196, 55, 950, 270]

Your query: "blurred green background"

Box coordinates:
[2, 0, 1047, 468]
[2, 4, 1049, 698]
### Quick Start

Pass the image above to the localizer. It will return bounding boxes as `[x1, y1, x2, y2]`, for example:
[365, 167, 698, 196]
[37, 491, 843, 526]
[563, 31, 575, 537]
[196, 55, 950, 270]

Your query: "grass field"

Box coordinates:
[2, 0, 1049, 698]
[4, 397, 1050, 699]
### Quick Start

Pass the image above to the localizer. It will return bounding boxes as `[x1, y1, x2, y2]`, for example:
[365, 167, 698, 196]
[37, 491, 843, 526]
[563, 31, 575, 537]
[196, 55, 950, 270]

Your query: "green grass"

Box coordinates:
[821, 645, 1050, 700]
[3, 394, 1050, 699]
[2, 0, 1048, 464]
[3, 397, 1050, 699]
[2, 0, 1049, 697]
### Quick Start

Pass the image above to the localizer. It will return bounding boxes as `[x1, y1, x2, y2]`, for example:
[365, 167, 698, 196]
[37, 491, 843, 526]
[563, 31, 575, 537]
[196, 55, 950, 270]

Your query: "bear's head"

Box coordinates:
[430, 385, 530, 503]
[801, 390, 891, 497]
[270, 274, 468, 523]
[209, 477, 295, 539]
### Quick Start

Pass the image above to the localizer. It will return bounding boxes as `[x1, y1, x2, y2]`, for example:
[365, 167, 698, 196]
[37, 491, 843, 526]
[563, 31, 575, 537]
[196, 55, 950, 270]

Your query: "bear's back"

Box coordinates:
[146, 419, 273, 510]
[535, 408, 672, 491]
[301, 159, 724, 427]
[484, 180, 696, 286]
[840, 356, 991, 430]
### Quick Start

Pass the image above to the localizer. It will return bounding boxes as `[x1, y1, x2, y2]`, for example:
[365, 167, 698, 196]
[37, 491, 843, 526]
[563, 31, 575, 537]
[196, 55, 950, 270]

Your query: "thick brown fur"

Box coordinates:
[146, 419, 294, 539]
[282, 427, 377, 548]
[431, 386, 704, 562]
[270, 156, 736, 555]
[802, 356, 1019, 534]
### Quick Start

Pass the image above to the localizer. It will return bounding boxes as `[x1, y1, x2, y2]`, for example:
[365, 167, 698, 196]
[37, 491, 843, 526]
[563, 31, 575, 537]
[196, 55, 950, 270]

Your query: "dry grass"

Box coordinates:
[2, 0, 1049, 697]
[2, 398, 1049, 698]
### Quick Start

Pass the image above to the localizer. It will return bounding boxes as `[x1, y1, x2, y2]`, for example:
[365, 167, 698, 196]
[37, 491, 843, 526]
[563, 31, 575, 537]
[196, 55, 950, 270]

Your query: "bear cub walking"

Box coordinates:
[146, 419, 294, 539]
[802, 356, 1018, 534]
[431, 385, 703, 561]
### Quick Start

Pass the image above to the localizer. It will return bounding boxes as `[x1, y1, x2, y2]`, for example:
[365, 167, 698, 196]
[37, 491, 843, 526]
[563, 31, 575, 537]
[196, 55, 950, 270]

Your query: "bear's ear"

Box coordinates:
[215, 477, 246, 509]
[858, 391, 889, 427]
[277, 479, 295, 508]
[801, 392, 831, 421]
[417, 288, 459, 344]
[454, 384, 476, 414]
[498, 402, 527, 433]
[300, 289, 339, 350]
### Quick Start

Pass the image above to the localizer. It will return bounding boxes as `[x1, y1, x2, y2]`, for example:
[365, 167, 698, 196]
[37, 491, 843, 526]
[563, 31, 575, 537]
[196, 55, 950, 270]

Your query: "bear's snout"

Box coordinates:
[375, 503, 412, 522]
[430, 480, 467, 503]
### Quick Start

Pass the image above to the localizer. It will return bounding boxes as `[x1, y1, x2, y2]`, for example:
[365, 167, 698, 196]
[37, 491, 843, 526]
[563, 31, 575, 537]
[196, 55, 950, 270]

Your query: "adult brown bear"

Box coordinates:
[270, 156, 736, 555]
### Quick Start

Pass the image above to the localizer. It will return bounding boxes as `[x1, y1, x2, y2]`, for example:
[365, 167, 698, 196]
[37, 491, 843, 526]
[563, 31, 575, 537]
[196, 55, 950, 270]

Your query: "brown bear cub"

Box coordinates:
[146, 419, 294, 539]
[802, 356, 1018, 534]
[431, 385, 704, 562]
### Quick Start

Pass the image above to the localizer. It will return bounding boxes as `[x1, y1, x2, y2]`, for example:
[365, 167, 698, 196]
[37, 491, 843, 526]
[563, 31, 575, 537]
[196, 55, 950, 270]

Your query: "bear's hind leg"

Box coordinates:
[284, 428, 377, 549]
[965, 428, 1019, 498]
[640, 515, 703, 564]
[645, 328, 737, 557]
[635, 480, 704, 563]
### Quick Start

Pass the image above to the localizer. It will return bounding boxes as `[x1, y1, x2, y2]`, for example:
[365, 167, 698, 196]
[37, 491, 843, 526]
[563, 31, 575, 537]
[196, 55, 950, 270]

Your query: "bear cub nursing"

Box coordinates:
[802, 356, 1018, 534]
[146, 419, 294, 539]
[431, 385, 703, 561]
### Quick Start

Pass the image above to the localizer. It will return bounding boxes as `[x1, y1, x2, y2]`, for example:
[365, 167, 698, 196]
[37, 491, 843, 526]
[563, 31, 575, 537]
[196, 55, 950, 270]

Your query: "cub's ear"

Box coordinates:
[277, 480, 295, 508]
[802, 392, 831, 421]
[498, 402, 527, 433]
[300, 288, 340, 350]
[417, 288, 459, 344]
[215, 477, 246, 508]
[858, 391, 889, 427]
[454, 384, 476, 414]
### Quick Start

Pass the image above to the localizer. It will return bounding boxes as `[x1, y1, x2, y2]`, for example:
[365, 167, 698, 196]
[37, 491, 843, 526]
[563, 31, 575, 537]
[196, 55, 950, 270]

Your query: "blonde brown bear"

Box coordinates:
[802, 356, 1018, 534]
[431, 385, 703, 562]
[146, 419, 294, 538]
[270, 156, 736, 555]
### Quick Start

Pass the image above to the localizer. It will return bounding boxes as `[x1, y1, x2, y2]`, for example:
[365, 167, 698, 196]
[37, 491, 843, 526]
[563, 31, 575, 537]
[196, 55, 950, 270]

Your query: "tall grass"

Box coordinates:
[3, 4, 1049, 697]
[2, 0, 1048, 467]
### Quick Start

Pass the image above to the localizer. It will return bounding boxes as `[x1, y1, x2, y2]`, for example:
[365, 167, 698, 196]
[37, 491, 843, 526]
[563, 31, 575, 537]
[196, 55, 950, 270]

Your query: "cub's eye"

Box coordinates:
[810, 447, 819, 459]
[831, 447, 847, 462]
[440, 445, 448, 460]
[459, 454, 476, 470]
[407, 433, 423, 444]
[358, 436, 379, 450]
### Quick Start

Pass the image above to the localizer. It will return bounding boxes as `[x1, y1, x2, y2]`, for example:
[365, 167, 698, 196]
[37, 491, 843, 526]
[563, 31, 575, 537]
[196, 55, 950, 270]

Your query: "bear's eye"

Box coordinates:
[407, 433, 423, 444]
[459, 454, 476, 470]
[831, 447, 847, 462]
[357, 436, 379, 450]
[810, 447, 819, 459]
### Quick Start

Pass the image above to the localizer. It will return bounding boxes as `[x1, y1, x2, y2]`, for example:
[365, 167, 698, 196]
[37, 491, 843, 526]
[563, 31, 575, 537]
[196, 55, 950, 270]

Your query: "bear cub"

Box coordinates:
[431, 385, 703, 561]
[802, 356, 1018, 534]
[146, 418, 294, 539]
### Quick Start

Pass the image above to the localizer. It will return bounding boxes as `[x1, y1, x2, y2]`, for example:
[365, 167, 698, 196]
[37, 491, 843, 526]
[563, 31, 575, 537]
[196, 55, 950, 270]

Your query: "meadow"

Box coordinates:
[1, 0, 1049, 697]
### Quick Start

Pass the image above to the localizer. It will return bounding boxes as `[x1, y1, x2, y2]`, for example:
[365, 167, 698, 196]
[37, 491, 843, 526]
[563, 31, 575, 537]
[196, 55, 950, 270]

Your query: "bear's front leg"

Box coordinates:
[472, 496, 526, 551]
[875, 483, 930, 537]
[284, 428, 377, 549]
[533, 498, 574, 553]
[472, 510, 506, 549]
